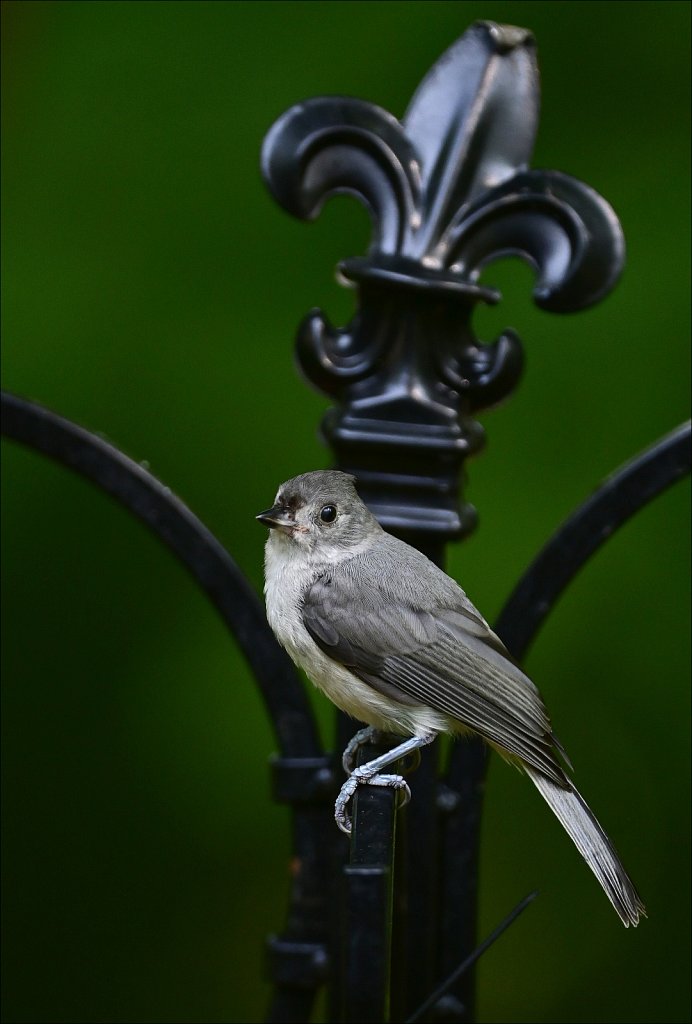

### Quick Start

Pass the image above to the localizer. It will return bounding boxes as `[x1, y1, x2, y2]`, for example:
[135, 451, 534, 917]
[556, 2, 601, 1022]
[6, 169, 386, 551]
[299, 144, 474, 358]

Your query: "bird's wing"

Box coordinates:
[303, 559, 568, 786]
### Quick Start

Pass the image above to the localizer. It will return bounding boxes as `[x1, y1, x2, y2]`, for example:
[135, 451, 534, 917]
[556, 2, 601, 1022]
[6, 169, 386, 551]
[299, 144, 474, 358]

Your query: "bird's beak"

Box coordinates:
[255, 504, 294, 530]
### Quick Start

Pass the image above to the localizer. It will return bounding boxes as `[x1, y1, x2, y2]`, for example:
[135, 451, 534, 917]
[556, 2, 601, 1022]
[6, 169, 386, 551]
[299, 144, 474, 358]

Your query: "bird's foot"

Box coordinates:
[335, 769, 411, 835]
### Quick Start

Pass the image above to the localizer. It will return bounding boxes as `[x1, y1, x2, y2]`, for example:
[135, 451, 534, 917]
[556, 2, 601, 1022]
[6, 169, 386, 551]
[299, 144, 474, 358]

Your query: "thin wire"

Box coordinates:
[405, 890, 539, 1024]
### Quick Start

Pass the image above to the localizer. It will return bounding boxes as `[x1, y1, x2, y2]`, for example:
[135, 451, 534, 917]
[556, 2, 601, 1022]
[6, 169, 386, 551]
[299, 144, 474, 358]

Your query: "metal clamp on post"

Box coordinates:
[265, 936, 330, 989]
[269, 754, 337, 804]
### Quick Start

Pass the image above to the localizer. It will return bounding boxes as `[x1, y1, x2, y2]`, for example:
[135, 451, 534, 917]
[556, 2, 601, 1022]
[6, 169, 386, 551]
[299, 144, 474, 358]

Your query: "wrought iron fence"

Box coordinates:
[2, 9, 690, 1024]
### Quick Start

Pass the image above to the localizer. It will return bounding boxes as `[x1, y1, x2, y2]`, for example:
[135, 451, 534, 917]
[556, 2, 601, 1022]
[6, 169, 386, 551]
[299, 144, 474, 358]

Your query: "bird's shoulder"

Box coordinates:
[305, 533, 508, 659]
[331, 534, 467, 607]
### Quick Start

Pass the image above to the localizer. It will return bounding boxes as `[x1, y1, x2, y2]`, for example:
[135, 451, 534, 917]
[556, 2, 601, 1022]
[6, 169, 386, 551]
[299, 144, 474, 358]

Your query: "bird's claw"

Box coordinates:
[335, 770, 411, 834]
[341, 726, 383, 774]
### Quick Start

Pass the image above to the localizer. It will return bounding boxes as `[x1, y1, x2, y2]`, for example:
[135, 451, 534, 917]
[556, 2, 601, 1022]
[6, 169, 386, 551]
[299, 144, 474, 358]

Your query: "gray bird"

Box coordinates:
[257, 469, 645, 927]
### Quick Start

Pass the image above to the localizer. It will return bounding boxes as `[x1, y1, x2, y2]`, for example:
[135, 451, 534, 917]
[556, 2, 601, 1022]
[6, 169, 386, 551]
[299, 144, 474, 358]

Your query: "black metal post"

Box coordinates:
[343, 739, 399, 1023]
[262, 20, 627, 1022]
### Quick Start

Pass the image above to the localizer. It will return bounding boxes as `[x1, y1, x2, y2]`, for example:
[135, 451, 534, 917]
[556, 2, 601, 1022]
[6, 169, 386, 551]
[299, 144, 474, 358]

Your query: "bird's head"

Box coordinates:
[256, 470, 381, 558]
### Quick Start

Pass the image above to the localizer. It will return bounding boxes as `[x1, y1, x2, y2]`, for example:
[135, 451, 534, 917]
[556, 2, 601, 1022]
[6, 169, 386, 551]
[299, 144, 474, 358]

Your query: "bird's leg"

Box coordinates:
[335, 732, 436, 834]
[341, 725, 384, 773]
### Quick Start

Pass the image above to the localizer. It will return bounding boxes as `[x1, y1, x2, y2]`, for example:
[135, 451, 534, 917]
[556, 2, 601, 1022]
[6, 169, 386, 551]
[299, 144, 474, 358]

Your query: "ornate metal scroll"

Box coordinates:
[262, 21, 624, 549]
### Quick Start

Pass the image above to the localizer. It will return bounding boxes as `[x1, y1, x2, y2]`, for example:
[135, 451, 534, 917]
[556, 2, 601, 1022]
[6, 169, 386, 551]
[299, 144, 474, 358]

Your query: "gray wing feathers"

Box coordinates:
[302, 551, 568, 785]
[302, 542, 645, 926]
[382, 638, 565, 784]
[526, 766, 645, 927]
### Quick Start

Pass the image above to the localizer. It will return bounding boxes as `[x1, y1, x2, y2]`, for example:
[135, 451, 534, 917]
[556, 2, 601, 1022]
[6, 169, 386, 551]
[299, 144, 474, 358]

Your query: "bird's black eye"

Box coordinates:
[319, 504, 337, 523]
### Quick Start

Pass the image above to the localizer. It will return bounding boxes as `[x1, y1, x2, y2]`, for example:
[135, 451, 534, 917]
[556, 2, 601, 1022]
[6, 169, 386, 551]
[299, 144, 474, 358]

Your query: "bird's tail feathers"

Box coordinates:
[525, 765, 646, 928]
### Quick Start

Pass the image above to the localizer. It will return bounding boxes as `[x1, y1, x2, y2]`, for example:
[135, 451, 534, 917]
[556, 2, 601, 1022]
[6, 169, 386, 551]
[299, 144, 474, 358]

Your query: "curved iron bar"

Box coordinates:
[437, 420, 691, 1021]
[495, 419, 692, 657]
[0, 389, 338, 1024]
[1, 390, 317, 757]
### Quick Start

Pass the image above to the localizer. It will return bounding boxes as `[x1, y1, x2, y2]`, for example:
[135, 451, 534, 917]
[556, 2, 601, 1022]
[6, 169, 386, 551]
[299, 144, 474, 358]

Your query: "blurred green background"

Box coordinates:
[1, 2, 689, 1022]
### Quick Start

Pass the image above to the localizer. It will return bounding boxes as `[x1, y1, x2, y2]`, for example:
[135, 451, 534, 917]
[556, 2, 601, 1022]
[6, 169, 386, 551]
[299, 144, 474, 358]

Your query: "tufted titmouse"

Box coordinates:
[257, 470, 645, 927]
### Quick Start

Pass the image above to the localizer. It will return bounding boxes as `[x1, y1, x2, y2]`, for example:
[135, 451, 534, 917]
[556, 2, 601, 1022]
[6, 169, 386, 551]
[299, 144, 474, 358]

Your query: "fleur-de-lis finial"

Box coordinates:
[262, 21, 624, 544]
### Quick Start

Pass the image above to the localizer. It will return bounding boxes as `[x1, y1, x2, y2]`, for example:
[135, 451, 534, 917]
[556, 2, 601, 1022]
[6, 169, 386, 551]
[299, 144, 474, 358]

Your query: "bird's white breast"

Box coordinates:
[263, 532, 448, 736]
